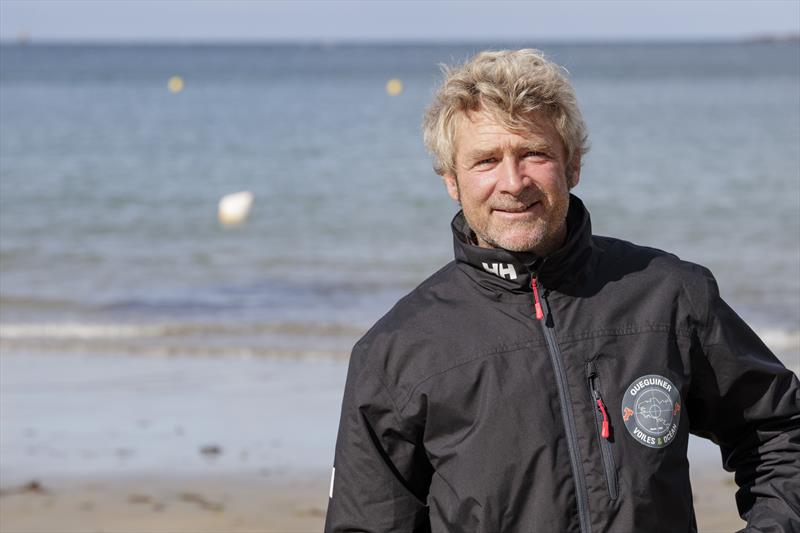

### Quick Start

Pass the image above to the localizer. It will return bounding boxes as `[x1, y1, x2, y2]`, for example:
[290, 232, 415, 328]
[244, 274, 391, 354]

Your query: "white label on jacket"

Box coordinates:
[329, 466, 335, 498]
[622, 374, 681, 449]
[482, 262, 518, 280]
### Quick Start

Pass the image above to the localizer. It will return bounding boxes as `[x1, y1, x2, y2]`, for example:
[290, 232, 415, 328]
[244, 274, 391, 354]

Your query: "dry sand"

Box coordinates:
[0, 474, 328, 533]
[0, 469, 745, 533]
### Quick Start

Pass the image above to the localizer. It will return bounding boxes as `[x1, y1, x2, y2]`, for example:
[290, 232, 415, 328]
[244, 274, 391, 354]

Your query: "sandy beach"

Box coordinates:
[0, 351, 755, 532]
[0, 351, 341, 532]
[0, 473, 329, 533]
[0, 469, 745, 533]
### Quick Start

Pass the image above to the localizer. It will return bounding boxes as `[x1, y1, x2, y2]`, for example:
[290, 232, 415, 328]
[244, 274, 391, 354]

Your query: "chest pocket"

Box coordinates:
[578, 334, 695, 529]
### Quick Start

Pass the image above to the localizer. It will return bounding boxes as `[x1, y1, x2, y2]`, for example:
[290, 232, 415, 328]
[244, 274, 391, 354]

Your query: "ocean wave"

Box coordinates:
[0, 337, 350, 360]
[0, 320, 364, 340]
[1, 321, 796, 368]
[0, 323, 164, 339]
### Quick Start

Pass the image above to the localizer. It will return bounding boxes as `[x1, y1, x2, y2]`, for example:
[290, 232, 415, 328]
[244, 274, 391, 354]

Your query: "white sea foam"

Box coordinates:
[0, 323, 165, 339]
[3, 321, 795, 346]
[0, 321, 355, 360]
[0, 321, 362, 340]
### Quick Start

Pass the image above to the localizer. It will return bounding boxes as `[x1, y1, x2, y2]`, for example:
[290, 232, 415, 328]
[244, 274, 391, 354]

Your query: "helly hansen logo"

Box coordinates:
[482, 262, 518, 280]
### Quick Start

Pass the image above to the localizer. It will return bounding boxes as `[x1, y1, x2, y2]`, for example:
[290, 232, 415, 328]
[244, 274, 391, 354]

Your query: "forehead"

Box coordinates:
[453, 109, 562, 156]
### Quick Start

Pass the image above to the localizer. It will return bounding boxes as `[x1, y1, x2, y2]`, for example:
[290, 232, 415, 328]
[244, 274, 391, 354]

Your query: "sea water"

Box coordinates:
[1, 42, 798, 361]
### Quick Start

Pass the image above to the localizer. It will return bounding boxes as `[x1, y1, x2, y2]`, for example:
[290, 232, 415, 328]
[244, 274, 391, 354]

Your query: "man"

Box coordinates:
[324, 49, 800, 532]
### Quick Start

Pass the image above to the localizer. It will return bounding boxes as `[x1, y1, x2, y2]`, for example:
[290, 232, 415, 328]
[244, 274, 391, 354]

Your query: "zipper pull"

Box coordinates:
[588, 363, 611, 440]
[531, 277, 544, 320]
[596, 398, 610, 439]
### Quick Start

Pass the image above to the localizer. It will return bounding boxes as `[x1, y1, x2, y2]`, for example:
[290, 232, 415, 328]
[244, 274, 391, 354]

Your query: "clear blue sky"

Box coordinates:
[1, 0, 798, 43]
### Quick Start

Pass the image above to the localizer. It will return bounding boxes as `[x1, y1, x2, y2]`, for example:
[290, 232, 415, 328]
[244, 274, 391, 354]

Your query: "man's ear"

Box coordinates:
[567, 157, 581, 189]
[442, 172, 461, 203]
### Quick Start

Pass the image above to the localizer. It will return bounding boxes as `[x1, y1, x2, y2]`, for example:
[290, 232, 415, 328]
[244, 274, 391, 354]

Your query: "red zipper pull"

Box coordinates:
[596, 398, 610, 439]
[531, 277, 544, 320]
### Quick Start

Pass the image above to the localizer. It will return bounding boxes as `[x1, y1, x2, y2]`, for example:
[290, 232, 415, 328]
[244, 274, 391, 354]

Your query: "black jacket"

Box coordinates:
[324, 195, 800, 533]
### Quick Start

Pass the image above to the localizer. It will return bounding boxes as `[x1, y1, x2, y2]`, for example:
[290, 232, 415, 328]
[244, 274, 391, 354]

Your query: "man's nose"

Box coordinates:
[497, 157, 526, 195]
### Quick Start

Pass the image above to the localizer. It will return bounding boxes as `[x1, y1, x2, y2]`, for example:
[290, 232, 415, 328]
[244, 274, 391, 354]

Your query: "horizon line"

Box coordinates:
[2, 33, 799, 47]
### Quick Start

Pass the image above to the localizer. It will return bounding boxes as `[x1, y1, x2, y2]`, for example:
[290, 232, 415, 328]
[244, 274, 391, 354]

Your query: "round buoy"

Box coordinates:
[385, 78, 403, 96]
[218, 191, 254, 227]
[167, 76, 184, 93]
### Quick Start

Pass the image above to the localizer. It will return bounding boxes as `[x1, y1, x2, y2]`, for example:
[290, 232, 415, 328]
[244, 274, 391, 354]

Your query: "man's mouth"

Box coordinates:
[493, 201, 540, 214]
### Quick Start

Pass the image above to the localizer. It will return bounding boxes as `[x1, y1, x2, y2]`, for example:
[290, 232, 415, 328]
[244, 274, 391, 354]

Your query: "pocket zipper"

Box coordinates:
[587, 360, 619, 500]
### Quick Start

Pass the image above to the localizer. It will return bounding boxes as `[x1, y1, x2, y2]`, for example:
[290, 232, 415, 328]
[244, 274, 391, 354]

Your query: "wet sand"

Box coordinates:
[0, 352, 342, 532]
[0, 352, 762, 532]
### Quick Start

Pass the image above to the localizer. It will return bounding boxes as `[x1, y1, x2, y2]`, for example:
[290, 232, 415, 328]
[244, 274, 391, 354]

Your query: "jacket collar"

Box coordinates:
[452, 194, 594, 296]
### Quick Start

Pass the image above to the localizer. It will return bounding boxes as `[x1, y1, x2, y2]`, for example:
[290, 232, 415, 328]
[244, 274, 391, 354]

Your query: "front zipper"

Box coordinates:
[587, 360, 619, 500]
[533, 275, 592, 533]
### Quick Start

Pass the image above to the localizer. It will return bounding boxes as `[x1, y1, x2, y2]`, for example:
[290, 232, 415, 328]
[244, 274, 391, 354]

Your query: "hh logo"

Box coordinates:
[482, 262, 518, 280]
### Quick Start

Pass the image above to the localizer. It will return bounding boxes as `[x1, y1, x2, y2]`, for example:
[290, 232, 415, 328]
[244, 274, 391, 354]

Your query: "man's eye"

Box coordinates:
[476, 158, 496, 166]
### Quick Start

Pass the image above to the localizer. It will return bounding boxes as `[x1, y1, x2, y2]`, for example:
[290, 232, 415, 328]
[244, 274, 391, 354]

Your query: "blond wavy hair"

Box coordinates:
[422, 49, 589, 177]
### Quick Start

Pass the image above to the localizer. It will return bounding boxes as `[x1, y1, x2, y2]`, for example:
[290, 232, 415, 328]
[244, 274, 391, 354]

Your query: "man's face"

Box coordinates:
[443, 109, 579, 255]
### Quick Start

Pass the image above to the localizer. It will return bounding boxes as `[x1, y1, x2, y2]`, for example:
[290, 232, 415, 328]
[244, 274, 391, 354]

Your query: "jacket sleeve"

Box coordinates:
[687, 269, 800, 532]
[324, 341, 432, 533]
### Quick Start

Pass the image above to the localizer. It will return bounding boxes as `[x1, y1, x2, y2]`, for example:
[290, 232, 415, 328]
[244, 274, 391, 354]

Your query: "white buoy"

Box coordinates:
[218, 191, 254, 226]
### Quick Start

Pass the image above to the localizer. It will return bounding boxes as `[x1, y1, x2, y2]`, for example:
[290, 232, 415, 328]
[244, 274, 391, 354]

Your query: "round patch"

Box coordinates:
[621, 374, 681, 449]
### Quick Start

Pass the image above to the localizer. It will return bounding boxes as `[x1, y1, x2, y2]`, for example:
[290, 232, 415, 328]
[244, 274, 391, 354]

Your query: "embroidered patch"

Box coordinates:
[621, 374, 681, 449]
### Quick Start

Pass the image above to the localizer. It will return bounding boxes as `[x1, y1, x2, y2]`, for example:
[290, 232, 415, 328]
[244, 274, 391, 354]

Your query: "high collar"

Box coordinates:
[452, 194, 595, 297]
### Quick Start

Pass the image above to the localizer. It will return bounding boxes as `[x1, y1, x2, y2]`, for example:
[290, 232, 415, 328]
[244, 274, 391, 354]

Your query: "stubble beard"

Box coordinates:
[467, 193, 570, 256]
